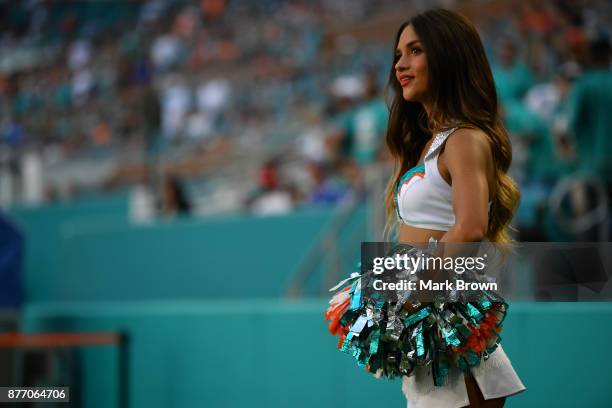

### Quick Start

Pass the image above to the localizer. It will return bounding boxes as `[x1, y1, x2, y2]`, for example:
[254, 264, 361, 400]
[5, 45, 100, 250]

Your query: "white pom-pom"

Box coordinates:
[328, 290, 350, 305]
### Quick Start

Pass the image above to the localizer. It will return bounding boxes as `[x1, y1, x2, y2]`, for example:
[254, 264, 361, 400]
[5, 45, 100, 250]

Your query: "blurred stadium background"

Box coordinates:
[0, 0, 611, 407]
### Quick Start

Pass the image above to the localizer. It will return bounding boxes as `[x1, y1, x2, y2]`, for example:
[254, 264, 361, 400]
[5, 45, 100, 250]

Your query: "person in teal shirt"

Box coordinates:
[504, 100, 562, 183]
[566, 38, 612, 183]
[331, 73, 389, 166]
[493, 40, 535, 103]
[348, 73, 388, 166]
[350, 97, 388, 165]
[503, 99, 561, 236]
[547, 37, 612, 241]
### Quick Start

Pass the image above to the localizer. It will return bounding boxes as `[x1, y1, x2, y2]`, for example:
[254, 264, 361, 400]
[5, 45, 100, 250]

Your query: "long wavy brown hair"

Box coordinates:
[383, 8, 520, 243]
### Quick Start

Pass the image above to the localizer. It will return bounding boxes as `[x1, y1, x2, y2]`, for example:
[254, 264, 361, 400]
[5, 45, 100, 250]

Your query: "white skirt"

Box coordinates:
[401, 345, 526, 408]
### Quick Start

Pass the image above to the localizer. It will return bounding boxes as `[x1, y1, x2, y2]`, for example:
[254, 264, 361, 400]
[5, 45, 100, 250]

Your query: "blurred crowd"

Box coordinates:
[0, 0, 611, 240]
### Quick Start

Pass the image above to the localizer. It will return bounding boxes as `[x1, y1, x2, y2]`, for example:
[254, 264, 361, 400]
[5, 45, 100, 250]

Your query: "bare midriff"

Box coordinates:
[398, 224, 446, 244]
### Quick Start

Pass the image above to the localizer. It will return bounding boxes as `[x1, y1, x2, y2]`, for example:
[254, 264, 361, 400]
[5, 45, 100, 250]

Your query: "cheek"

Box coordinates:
[416, 61, 428, 91]
[416, 58, 428, 79]
[418, 73, 428, 90]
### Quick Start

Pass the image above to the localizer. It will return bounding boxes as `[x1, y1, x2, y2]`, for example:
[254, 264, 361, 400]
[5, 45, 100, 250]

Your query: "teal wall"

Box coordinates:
[8, 193, 130, 302]
[21, 301, 612, 408]
[8, 198, 367, 302]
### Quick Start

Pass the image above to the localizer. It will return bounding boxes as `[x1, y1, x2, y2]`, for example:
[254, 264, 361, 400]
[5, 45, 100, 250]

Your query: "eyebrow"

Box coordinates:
[396, 40, 422, 52]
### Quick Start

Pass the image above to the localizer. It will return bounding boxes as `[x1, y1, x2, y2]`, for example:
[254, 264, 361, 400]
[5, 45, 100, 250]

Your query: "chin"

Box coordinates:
[402, 90, 417, 102]
[402, 89, 424, 103]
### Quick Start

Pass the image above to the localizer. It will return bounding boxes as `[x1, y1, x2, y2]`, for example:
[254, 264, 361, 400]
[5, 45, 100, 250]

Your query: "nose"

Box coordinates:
[395, 54, 408, 72]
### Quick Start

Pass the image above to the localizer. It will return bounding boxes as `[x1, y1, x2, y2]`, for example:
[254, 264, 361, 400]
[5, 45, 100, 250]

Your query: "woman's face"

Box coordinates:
[394, 24, 429, 103]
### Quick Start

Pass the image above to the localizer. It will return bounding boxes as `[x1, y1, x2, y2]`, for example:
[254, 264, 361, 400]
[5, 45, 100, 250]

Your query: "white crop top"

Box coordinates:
[395, 127, 458, 231]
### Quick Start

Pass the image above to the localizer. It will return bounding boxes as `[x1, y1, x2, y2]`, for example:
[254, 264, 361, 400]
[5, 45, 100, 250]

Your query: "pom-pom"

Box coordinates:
[323, 244, 509, 386]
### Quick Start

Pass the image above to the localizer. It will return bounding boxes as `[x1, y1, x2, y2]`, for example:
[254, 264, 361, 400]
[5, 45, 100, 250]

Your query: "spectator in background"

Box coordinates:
[566, 36, 612, 184]
[307, 160, 353, 207]
[547, 62, 581, 173]
[493, 39, 535, 103]
[246, 159, 294, 215]
[160, 74, 191, 141]
[328, 71, 388, 166]
[560, 36, 612, 240]
[349, 71, 388, 166]
[160, 174, 192, 216]
[296, 106, 331, 165]
[339, 158, 365, 201]
[508, 62, 583, 241]
[327, 74, 364, 158]
[140, 81, 162, 153]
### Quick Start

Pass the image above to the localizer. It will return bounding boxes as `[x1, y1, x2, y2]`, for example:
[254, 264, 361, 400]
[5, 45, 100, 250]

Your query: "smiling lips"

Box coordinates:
[397, 74, 414, 87]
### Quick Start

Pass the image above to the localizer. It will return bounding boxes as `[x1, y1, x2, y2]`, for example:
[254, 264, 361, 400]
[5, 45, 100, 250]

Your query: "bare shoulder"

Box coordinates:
[443, 127, 492, 164]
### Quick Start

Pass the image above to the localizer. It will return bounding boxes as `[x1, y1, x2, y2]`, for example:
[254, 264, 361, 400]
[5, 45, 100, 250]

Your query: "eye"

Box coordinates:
[410, 47, 422, 55]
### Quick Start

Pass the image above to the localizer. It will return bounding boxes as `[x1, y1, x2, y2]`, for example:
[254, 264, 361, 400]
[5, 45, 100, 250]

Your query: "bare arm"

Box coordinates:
[440, 128, 493, 244]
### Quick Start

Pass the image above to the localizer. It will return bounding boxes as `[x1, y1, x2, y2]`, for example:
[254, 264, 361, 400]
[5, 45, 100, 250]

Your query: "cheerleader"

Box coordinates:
[326, 8, 526, 408]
